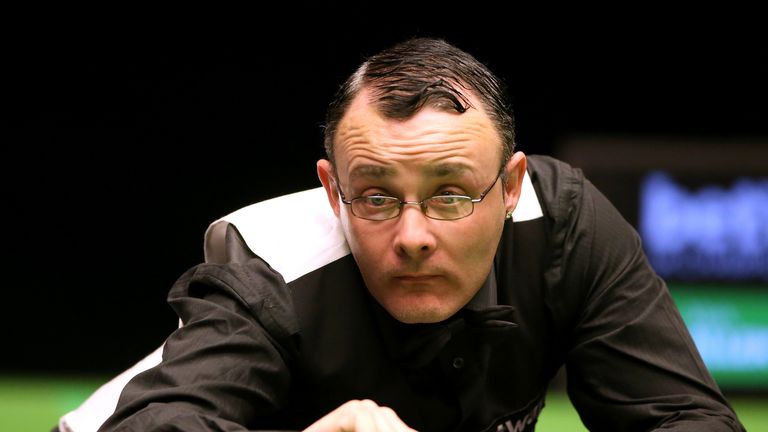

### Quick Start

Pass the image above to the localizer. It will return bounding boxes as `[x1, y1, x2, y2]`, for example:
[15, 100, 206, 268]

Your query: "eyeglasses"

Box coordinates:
[337, 171, 502, 221]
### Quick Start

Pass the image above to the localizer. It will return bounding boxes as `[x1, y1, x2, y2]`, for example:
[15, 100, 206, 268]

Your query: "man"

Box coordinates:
[91, 38, 743, 431]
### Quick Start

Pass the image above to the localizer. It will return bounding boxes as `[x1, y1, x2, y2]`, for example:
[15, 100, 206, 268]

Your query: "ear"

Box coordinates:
[317, 159, 342, 217]
[502, 152, 527, 214]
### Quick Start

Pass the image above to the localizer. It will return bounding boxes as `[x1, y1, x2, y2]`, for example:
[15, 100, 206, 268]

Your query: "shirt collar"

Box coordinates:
[465, 264, 497, 311]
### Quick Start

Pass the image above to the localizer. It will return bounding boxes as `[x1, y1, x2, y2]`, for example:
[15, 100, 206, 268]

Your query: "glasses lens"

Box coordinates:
[351, 196, 401, 220]
[425, 196, 473, 220]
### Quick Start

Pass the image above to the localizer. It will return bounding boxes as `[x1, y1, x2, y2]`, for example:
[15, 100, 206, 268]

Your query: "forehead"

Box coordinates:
[334, 89, 502, 176]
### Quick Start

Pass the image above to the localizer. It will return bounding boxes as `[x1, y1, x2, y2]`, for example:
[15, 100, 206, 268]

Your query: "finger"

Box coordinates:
[303, 400, 362, 432]
[371, 406, 397, 432]
[353, 400, 381, 432]
[379, 405, 418, 432]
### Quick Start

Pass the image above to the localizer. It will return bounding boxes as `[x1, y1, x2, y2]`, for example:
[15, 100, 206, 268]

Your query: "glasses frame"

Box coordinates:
[336, 170, 504, 221]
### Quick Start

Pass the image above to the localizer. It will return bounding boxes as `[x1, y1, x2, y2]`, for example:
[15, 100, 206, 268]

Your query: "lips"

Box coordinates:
[394, 274, 440, 282]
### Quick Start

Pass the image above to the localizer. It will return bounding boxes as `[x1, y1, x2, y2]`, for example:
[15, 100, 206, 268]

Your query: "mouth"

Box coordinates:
[394, 274, 441, 283]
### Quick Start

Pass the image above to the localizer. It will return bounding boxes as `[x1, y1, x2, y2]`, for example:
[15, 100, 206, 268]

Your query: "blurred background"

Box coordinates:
[4, 7, 767, 430]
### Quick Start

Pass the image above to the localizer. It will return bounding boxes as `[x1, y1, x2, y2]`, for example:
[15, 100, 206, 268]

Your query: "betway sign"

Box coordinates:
[639, 171, 768, 282]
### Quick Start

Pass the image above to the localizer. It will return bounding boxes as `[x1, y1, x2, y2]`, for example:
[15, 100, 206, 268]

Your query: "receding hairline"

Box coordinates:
[323, 37, 517, 172]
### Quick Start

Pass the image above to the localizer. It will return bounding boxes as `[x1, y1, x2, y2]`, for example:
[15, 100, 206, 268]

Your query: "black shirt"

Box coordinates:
[98, 155, 744, 431]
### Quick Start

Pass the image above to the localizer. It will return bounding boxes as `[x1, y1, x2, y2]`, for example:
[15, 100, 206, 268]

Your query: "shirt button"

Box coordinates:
[452, 357, 465, 369]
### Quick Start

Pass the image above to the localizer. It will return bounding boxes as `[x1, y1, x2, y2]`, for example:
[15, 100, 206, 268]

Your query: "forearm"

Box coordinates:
[100, 404, 253, 432]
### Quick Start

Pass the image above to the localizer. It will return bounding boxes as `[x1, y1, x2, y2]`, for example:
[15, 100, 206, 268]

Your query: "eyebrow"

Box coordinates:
[349, 165, 396, 180]
[348, 162, 471, 181]
[423, 162, 470, 177]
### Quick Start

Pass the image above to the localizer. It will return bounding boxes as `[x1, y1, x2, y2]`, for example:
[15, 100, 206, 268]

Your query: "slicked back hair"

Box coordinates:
[323, 37, 516, 171]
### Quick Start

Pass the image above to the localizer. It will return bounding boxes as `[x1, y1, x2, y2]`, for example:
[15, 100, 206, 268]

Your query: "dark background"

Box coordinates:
[5, 13, 767, 376]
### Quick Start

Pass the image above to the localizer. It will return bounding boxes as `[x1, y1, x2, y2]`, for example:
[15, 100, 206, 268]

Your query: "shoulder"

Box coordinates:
[526, 154, 587, 224]
[169, 258, 300, 341]
[204, 187, 351, 283]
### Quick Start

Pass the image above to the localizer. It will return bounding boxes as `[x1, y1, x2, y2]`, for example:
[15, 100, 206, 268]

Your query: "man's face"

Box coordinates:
[318, 89, 524, 324]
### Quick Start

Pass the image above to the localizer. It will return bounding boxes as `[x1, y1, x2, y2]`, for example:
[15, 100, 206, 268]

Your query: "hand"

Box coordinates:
[303, 399, 418, 432]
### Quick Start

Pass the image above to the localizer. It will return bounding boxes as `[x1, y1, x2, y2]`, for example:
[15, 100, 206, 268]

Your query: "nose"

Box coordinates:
[393, 204, 436, 259]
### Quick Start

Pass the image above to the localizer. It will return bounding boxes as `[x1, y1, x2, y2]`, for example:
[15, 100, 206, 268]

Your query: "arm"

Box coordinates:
[562, 178, 745, 431]
[97, 259, 419, 432]
[98, 260, 298, 431]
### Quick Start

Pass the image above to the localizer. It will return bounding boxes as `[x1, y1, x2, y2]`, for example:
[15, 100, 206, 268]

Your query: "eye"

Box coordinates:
[359, 194, 397, 208]
[430, 195, 466, 206]
[436, 187, 466, 197]
[367, 195, 390, 206]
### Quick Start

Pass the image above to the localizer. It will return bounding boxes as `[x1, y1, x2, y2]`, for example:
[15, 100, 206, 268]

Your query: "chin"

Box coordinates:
[386, 303, 459, 324]
[369, 283, 468, 324]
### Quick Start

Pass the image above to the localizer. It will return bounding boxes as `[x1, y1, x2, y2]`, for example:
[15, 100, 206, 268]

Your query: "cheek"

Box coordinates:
[449, 213, 505, 266]
[340, 215, 388, 261]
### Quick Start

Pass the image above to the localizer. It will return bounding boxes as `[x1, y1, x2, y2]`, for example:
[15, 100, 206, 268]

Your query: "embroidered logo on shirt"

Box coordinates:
[493, 397, 545, 432]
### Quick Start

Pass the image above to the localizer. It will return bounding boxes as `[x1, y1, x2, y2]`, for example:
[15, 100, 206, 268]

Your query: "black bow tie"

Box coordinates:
[374, 304, 518, 369]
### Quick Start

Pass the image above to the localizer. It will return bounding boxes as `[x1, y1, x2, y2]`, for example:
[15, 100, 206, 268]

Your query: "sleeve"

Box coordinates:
[560, 176, 745, 431]
[97, 259, 300, 432]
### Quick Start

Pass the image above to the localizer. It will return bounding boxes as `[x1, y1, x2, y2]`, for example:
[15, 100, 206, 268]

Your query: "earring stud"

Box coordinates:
[505, 210, 513, 220]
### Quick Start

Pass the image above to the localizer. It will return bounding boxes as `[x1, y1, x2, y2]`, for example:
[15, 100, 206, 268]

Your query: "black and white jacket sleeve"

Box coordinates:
[98, 258, 300, 431]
